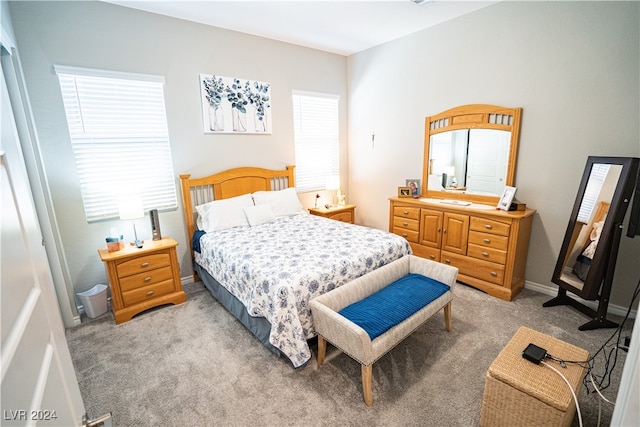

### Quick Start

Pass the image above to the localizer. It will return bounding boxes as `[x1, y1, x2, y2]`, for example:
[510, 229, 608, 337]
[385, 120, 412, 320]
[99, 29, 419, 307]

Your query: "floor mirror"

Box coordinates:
[545, 156, 639, 330]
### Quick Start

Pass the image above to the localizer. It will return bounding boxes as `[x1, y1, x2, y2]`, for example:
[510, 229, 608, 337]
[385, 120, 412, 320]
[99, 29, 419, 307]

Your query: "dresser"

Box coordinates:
[98, 237, 187, 324]
[389, 198, 535, 301]
[309, 204, 356, 224]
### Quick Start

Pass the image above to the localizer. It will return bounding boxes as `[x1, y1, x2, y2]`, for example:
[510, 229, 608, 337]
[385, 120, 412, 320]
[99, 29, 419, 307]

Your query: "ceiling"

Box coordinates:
[104, 1, 496, 56]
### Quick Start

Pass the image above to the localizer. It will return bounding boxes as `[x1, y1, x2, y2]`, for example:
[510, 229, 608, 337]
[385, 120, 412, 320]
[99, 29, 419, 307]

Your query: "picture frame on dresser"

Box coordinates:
[398, 186, 412, 198]
[497, 186, 517, 211]
[406, 179, 421, 198]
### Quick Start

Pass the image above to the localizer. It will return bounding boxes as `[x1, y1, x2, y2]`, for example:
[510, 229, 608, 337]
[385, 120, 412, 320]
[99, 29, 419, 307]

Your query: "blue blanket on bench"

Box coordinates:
[338, 273, 450, 340]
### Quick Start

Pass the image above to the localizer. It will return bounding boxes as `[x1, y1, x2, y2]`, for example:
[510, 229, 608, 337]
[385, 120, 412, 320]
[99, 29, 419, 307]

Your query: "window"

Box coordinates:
[292, 92, 339, 192]
[55, 66, 177, 222]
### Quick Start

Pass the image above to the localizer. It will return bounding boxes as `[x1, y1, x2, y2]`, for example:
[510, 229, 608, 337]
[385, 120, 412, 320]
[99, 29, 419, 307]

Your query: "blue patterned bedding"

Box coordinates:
[194, 214, 411, 368]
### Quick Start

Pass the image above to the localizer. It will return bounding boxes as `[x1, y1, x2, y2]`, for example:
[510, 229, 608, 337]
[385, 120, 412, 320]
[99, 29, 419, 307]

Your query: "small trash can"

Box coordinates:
[77, 284, 108, 318]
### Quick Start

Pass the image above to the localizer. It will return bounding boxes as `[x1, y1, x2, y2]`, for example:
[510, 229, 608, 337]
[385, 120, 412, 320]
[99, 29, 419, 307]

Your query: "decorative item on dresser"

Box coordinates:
[391, 104, 536, 301]
[308, 204, 356, 224]
[98, 237, 186, 324]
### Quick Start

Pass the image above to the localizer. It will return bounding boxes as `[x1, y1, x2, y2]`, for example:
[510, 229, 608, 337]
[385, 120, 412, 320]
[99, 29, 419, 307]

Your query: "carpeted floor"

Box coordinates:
[66, 281, 633, 427]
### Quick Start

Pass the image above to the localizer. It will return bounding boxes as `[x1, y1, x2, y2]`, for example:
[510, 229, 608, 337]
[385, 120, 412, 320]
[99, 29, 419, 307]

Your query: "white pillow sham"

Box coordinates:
[196, 193, 254, 232]
[252, 187, 306, 217]
[243, 204, 277, 226]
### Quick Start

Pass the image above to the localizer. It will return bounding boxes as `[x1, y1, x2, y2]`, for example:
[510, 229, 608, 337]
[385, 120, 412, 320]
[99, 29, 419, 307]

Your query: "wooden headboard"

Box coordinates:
[179, 165, 295, 277]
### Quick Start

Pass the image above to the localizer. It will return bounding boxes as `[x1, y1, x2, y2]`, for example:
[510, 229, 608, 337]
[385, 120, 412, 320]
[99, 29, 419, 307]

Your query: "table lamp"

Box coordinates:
[325, 175, 341, 207]
[119, 197, 144, 248]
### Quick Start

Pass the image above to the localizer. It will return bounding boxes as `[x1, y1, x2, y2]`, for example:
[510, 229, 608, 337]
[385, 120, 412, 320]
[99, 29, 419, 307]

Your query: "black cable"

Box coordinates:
[542, 274, 640, 395]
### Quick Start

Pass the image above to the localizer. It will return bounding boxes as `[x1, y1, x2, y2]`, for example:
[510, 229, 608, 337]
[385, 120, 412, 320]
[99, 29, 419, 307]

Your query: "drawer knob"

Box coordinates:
[402, 233, 408, 238]
[485, 224, 493, 229]
[403, 222, 408, 226]
[482, 252, 489, 257]
[483, 238, 490, 243]
[146, 290, 155, 296]
[403, 210, 409, 214]
[141, 262, 150, 268]
[429, 255, 435, 259]
[444, 259, 451, 264]
[490, 272, 497, 276]
[144, 276, 152, 282]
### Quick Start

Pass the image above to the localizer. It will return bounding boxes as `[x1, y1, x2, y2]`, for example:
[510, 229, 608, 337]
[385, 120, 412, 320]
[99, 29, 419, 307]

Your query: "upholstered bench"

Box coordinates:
[310, 255, 458, 406]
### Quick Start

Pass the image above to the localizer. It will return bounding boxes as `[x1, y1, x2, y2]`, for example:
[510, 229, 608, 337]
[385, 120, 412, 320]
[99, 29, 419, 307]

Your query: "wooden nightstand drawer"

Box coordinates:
[330, 211, 353, 223]
[308, 205, 356, 224]
[122, 279, 175, 307]
[117, 252, 171, 278]
[119, 266, 173, 292]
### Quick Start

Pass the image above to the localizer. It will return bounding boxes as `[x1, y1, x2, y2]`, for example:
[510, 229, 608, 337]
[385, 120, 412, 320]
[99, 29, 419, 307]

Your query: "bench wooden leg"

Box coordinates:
[444, 302, 452, 332]
[317, 335, 326, 365]
[361, 364, 373, 407]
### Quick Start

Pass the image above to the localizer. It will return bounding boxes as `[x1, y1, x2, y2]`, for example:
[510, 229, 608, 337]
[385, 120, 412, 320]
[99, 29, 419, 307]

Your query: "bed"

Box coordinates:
[179, 166, 411, 368]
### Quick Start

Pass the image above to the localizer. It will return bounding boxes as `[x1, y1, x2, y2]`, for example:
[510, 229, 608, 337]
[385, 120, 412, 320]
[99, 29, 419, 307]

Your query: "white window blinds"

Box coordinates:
[55, 66, 177, 222]
[292, 92, 339, 192]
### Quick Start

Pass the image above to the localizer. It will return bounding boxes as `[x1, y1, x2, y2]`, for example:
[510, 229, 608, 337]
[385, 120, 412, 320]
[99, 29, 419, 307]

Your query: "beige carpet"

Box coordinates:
[66, 282, 633, 427]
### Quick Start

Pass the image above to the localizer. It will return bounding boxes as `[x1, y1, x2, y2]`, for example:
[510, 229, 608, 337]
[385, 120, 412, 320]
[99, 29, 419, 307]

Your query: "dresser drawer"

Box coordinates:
[119, 266, 174, 292]
[393, 216, 419, 231]
[121, 279, 175, 307]
[468, 243, 508, 265]
[329, 211, 353, 223]
[470, 217, 511, 237]
[468, 231, 509, 251]
[117, 252, 171, 278]
[393, 206, 420, 220]
[393, 227, 419, 243]
[441, 252, 505, 286]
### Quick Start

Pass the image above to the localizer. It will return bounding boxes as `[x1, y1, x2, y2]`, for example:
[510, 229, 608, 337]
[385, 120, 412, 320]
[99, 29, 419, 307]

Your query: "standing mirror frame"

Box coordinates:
[548, 156, 640, 330]
[422, 104, 523, 205]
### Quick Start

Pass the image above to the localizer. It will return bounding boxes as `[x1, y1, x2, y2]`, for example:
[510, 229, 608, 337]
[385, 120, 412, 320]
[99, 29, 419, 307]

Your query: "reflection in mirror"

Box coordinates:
[557, 164, 621, 291]
[428, 129, 511, 195]
[422, 104, 522, 205]
[547, 156, 640, 330]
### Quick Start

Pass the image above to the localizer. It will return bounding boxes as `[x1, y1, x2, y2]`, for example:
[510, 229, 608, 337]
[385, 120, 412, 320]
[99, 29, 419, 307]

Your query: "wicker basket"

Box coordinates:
[479, 326, 589, 427]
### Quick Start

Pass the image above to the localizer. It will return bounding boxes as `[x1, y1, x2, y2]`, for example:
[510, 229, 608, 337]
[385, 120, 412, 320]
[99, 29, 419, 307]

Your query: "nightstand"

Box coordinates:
[98, 237, 186, 324]
[308, 204, 356, 224]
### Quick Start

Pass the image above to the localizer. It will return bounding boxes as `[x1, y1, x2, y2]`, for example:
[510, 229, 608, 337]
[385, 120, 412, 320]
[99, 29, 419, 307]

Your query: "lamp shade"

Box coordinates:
[118, 197, 144, 220]
[325, 175, 340, 191]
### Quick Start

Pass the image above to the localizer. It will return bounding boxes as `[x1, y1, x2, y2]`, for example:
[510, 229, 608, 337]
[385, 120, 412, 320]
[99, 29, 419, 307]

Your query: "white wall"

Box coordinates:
[347, 1, 640, 308]
[9, 1, 348, 298]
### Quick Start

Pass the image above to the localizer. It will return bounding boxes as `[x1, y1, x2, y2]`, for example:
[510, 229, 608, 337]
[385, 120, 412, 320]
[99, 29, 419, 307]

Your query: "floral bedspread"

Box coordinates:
[194, 214, 411, 368]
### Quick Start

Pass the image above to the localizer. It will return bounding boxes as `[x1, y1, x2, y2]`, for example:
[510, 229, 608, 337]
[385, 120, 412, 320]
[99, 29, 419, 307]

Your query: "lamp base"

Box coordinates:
[130, 240, 144, 248]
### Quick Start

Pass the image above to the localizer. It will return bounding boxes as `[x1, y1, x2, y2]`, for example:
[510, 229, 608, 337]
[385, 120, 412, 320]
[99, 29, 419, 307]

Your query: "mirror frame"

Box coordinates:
[422, 104, 523, 205]
[551, 156, 640, 301]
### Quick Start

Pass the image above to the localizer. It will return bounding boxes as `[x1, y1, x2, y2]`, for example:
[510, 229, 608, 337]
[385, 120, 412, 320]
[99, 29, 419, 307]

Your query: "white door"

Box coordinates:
[1, 60, 85, 426]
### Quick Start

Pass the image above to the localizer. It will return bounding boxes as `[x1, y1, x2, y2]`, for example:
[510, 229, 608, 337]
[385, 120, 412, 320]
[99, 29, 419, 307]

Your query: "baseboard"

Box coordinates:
[525, 280, 637, 320]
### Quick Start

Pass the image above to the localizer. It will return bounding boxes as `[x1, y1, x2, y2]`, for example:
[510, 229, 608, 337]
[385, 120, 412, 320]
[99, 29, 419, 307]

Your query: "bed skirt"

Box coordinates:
[194, 262, 288, 361]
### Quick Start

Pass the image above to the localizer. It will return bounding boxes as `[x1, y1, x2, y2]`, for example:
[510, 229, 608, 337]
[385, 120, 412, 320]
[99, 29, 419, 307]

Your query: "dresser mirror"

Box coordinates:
[547, 156, 639, 330]
[422, 104, 522, 205]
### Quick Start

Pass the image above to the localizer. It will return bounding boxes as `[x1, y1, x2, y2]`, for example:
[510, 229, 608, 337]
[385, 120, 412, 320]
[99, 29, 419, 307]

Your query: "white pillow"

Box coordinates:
[195, 193, 254, 232]
[252, 187, 306, 217]
[243, 204, 277, 226]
